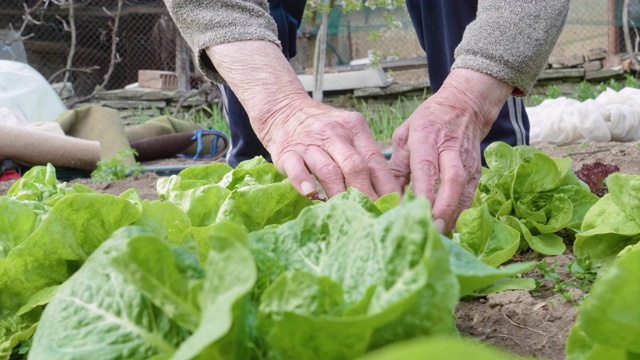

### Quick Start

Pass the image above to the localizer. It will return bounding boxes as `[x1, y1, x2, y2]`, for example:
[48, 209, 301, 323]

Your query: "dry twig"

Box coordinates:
[501, 311, 548, 346]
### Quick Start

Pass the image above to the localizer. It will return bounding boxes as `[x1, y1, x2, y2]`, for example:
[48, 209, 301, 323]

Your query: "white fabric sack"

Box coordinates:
[529, 97, 610, 145]
[0, 60, 66, 123]
[528, 87, 640, 145]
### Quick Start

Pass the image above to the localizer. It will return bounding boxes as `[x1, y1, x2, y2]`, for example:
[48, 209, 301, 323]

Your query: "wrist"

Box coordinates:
[438, 68, 513, 130]
[205, 41, 310, 144]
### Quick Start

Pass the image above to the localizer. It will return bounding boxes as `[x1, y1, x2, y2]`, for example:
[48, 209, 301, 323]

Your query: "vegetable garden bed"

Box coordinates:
[1, 140, 639, 360]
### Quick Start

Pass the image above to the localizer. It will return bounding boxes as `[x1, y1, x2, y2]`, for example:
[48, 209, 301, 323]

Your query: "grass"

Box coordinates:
[354, 95, 422, 141]
[527, 73, 640, 106]
[126, 104, 230, 136]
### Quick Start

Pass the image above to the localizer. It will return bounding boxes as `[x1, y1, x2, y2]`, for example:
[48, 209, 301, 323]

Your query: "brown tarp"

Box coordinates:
[0, 105, 229, 171]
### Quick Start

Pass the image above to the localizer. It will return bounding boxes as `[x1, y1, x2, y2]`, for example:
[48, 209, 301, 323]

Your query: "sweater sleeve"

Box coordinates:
[163, 0, 281, 83]
[452, 0, 570, 95]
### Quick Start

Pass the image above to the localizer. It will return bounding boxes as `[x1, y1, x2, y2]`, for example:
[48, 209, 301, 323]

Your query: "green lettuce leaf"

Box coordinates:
[0, 310, 40, 360]
[357, 336, 531, 360]
[170, 233, 256, 360]
[29, 227, 186, 360]
[216, 180, 312, 231]
[441, 236, 535, 296]
[0, 193, 140, 313]
[566, 244, 640, 359]
[455, 205, 520, 266]
[575, 174, 640, 262]
[467, 142, 598, 257]
[0, 197, 40, 259]
[7, 164, 94, 207]
[250, 194, 459, 359]
[159, 157, 311, 230]
[110, 235, 203, 332]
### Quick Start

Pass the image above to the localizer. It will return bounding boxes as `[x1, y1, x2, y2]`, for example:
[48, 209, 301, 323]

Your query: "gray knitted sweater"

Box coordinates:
[164, 0, 570, 94]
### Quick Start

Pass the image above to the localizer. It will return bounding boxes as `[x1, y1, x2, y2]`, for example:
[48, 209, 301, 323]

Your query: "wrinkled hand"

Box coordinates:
[206, 41, 400, 200]
[389, 69, 513, 233]
[258, 99, 401, 199]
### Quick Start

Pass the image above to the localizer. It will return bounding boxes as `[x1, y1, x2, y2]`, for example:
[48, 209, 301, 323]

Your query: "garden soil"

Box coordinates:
[2, 140, 639, 360]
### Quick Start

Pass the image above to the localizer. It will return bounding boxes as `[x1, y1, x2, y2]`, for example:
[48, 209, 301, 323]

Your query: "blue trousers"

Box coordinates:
[221, 0, 529, 167]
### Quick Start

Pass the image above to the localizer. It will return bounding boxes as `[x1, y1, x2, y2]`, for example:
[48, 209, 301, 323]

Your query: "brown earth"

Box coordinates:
[1, 140, 639, 360]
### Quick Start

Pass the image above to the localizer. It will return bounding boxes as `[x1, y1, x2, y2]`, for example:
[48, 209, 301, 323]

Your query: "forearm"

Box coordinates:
[453, 0, 570, 94]
[163, 0, 280, 83]
[205, 41, 310, 144]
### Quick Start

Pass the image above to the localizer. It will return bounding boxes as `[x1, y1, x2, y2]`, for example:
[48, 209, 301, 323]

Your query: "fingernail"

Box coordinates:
[434, 218, 446, 234]
[301, 181, 316, 196]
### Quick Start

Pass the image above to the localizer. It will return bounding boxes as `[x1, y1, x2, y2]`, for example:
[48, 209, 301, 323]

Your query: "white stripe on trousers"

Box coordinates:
[507, 96, 526, 146]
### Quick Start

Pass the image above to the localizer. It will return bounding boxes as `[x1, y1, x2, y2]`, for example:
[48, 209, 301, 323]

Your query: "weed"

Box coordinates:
[625, 73, 640, 88]
[91, 149, 145, 182]
[545, 84, 563, 99]
[534, 257, 599, 304]
[596, 78, 623, 93]
[575, 81, 598, 101]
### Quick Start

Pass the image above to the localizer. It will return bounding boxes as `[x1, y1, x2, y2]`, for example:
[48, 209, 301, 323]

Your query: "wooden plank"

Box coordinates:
[297, 68, 392, 92]
[584, 66, 624, 80]
[330, 56, 428, 73]
[354, 82, 429, 97]
[538, 68, 585, 80]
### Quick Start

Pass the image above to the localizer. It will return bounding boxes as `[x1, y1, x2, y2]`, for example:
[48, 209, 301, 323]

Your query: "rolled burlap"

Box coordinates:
[0, 124, 101, 170]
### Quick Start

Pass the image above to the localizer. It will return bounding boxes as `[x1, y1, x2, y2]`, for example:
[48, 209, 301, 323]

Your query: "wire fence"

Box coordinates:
[0, 1, 635, 98]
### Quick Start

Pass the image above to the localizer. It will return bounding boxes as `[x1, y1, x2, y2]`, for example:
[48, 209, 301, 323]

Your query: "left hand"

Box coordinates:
[389, 69, 514, 233]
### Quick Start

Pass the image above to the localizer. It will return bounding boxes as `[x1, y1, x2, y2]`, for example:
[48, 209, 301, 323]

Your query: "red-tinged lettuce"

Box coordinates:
[457, 142, 599, 264]
[574, 173, 640, 263]
[566, 243, 640, 359]
[574, 161, 620, 197]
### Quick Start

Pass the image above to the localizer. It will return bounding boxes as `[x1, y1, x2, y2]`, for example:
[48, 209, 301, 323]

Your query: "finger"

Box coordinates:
[326, 139, 377, 199]
[451, 164, 482, 231]
[389, 127, 411, 189]
[303, 146, 348, 198]
[278, 151, 317, 197]
[431, 149, 468, 233]
[408, 138, 439, 205]
[353, 132, 402, 196]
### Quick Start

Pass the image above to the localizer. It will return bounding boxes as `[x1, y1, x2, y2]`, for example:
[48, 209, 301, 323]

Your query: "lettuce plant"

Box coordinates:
[27, 189, 533, 360]
[455, 142, 599, 264]
[3, 158, 536, 360]
[574, 173, 640, 263]
[566, 243, 640, 359]
[574, 161, 620, 197]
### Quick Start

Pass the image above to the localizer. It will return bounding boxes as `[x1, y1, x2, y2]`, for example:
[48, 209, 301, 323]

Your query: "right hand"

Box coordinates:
[258, 98, 401, 199]
[206, 41, 400, 200]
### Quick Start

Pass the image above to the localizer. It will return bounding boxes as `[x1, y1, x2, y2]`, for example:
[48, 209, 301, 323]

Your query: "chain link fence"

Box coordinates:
[0, 1, 635, 98]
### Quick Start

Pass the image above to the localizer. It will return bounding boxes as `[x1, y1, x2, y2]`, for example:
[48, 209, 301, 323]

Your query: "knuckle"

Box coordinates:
[340, 153, 368, 176]
[414, 158, 439, 177]
[315, 162, 343, 182]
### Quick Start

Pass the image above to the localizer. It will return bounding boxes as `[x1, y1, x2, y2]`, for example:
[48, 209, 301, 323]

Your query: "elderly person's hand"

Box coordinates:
[389, 68, 514, 233]
[207, 41, 401, 199]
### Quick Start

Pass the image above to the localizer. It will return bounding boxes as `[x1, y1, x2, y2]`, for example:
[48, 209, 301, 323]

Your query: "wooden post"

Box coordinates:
[312, 0, 331, 102]
[175, 33, 191, 92]
[609, 0, 620, 56]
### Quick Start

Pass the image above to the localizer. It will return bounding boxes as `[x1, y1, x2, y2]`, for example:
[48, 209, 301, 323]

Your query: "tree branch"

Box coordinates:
[623, 0, 640, 71]
[66, 0, 123, 107]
